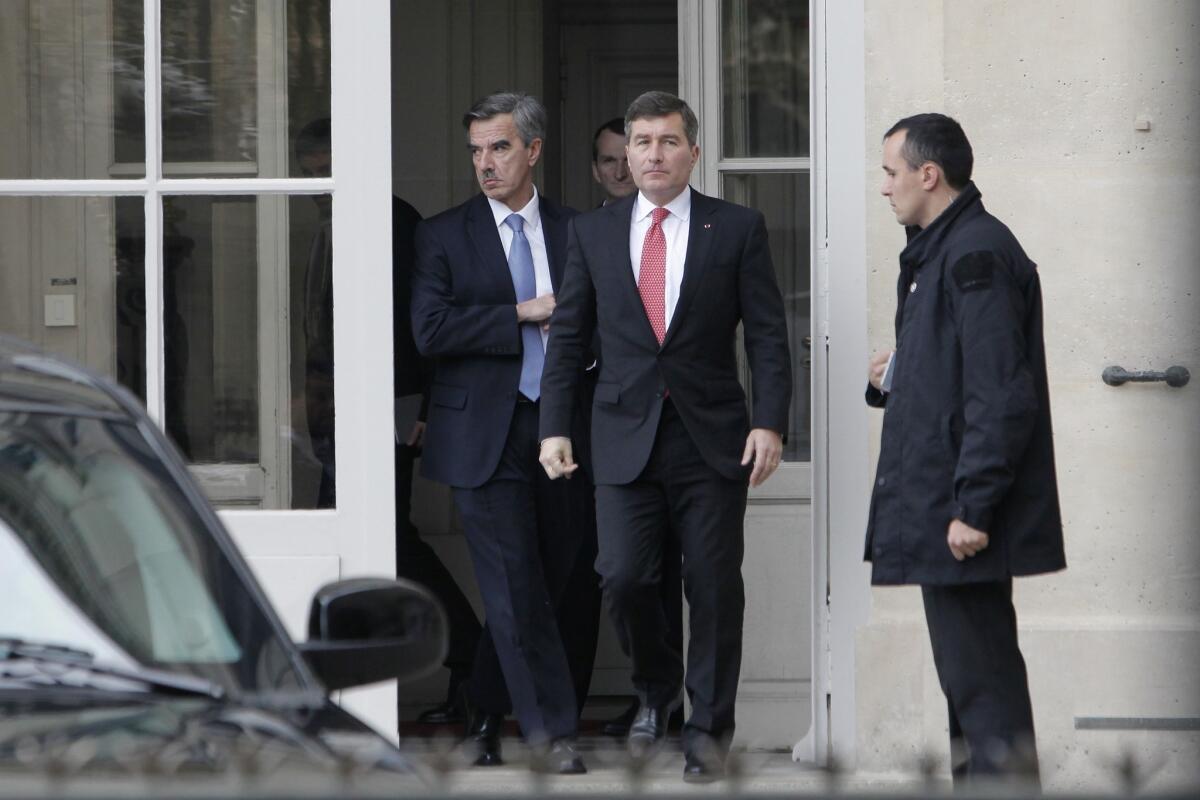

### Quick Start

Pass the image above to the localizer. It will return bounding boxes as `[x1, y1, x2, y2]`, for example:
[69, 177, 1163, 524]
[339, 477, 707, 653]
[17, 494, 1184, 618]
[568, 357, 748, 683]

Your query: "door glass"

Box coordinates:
[0, 0, 145, 179]
[0, 196, 146, 401]
[158, 0, 332, 178]
[720, 0, 809, 158]
[156, 194, 334, 510]
[722, 172, 811, 461]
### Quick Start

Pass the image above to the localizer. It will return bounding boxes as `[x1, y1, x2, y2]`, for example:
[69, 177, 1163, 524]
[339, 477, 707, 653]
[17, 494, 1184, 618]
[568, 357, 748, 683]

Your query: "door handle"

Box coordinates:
[1102, 365, 1190, 388]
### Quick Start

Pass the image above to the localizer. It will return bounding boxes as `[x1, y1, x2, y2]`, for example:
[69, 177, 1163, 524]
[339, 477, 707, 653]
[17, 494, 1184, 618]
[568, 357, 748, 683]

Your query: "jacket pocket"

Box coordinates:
[431, 383, 467, 409]
[594, 382, 621, 404]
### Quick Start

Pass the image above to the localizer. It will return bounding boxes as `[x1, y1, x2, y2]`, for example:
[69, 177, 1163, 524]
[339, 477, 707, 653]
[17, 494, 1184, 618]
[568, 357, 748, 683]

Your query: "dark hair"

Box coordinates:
[462, 92, 546, 146]
[625, 91, 699, 146]
[295, 117, 331, 160]
[592, 117, 626, 162]
[883, 113, 973, 190]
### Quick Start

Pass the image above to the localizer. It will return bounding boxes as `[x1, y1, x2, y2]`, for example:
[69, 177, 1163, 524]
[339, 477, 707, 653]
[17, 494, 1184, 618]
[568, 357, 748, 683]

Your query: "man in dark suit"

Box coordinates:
[410, 92, 594, 775]
[589, 115, 685, 739]
[294, 118, 483, 730]
[539, 91, 792, 782]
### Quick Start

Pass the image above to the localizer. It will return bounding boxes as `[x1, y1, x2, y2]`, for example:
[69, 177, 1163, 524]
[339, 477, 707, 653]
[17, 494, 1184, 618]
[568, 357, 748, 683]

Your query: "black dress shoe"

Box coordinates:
[466, 712, 504, 767]
[682, 749, 725, 783]
[601, 699, 639, 737]
[416, 700, 465, 725]
[627, 697, 680, 759]
[544, 740, 587, 775]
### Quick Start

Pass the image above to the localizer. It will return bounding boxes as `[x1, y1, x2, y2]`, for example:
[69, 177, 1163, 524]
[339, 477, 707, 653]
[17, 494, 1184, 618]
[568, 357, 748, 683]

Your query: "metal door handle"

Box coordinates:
[1102, 365, 1190, 388]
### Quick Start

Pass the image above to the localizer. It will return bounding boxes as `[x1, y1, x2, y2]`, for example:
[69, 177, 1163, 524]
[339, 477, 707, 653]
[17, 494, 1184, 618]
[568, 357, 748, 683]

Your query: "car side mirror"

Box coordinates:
[298, 577, 448, 691]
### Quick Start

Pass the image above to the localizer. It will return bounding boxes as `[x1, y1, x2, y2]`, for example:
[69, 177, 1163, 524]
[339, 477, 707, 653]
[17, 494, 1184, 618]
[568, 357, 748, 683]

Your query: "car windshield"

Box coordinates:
[0, 409, 306, 697]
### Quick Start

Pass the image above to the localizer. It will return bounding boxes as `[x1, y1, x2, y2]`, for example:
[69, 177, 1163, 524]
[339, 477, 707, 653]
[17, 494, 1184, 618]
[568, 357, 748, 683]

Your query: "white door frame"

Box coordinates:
[812, 0, 872, 769]
[678, 0, 872, 766]
[220, 0, 397, 735]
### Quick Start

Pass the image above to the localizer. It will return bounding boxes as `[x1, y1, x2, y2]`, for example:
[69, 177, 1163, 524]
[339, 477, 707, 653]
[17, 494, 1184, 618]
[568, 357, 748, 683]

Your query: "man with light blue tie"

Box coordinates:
[411, 92, 594, 775]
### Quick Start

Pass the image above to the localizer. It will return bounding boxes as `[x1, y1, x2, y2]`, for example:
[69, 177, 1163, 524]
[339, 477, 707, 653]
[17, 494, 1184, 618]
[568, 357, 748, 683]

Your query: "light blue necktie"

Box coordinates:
[505, 213, 544, 401]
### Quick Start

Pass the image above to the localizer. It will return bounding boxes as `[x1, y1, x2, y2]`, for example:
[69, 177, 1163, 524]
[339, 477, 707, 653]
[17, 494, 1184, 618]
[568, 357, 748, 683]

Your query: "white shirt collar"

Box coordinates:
[489, 186, 541, 232]
[635, 186, 691, 223]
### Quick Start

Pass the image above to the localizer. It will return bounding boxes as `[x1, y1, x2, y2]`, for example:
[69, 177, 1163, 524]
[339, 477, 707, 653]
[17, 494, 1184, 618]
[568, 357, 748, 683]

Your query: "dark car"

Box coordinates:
[0, 337, 447, 796]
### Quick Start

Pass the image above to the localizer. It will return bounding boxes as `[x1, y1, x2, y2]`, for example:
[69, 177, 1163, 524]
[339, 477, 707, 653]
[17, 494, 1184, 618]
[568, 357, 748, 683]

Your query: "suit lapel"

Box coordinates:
[661, 190, 717, 349]
[540, 197, 567, 292]
[465, 194, 515, 302]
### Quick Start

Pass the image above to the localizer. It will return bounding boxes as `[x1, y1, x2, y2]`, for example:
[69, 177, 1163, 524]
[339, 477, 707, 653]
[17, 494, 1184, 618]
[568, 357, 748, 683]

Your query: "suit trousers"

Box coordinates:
[595, 399, 747, 750]
[466, 470, 601, 718]
[394, 443, 481, 691]
[452, 401, 584, 741]
[921, 579, 1040, 788]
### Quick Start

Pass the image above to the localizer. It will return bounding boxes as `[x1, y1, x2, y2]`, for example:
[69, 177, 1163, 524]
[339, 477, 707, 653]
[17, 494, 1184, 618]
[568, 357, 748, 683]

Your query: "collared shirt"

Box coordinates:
[488, 188, 551, 348]
[630, 187, 691, 329]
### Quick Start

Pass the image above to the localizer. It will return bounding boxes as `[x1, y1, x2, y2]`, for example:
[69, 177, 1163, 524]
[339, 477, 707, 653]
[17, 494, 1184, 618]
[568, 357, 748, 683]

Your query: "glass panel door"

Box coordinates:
[0, 1, 335, 509]
[679, 0, 816, 750]
[718, 0, 812, 466]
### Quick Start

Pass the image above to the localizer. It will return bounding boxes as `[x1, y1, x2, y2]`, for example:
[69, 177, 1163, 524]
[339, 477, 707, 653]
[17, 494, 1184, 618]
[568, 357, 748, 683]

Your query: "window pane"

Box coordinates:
[0, 1, 145, 179]
[722, 172, 810, 461]
[159, 0, 331, 178]
[721, 0, 809, 158]
[161, 194, 334, 510]
[0, 196, 146, 401]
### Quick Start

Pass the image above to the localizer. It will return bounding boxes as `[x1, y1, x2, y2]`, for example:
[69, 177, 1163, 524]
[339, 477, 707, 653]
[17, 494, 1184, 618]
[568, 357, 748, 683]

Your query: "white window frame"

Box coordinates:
[0, 0, 398, 733]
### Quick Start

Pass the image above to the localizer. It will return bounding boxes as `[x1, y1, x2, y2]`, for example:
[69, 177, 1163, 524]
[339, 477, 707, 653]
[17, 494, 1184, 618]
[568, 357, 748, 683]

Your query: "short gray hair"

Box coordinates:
[624, 91, 699, 146]
[462, 92, 546, 146]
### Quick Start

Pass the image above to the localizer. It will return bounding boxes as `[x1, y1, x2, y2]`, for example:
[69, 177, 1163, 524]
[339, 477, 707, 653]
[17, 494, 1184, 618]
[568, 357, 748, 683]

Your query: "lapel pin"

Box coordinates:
[703, 223, 712, 229]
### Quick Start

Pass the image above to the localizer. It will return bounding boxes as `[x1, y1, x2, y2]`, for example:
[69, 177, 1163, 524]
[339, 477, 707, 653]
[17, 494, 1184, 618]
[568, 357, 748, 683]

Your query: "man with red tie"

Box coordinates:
[538, 91, 791, 782]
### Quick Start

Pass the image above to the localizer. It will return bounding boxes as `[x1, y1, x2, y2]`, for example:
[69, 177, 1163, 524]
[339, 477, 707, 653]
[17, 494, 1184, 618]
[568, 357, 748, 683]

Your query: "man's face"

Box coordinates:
[468, 114, 541, 211]
[626, 112, 699, 206]
[592, 129, 634, 202]
[880, 130, 929, 227]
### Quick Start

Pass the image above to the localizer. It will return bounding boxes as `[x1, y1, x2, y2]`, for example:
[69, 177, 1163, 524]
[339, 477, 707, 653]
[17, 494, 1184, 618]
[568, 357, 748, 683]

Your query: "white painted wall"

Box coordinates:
[856, 1, 1200, 791]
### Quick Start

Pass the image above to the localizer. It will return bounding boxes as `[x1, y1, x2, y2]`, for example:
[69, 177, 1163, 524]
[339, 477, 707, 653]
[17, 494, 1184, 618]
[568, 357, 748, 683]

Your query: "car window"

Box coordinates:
[0, 410, 304, 695]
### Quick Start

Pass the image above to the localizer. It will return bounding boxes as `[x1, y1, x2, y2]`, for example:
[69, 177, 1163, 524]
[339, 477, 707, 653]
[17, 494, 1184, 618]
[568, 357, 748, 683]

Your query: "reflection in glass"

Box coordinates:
[721, 0, 809, 158]
[0, 1, 145, 179]
[0, 410, 302, 691]
[162, 197, 259, 466]
[723, 172, 810, 461]
[0, 197, 145, 403]
[157, 195, 333, 510]
[158, 0, 331, 177]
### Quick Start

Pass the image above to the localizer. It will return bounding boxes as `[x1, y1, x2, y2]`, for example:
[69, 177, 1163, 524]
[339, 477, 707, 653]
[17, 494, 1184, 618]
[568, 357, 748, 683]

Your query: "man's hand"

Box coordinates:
[517, 293, 556, 323]
[539, 436, 579, 480]
[947, 519, 990, 561]
[741, 428, 783, 488]
[868, 349, 892, 391]
[404, 420, 425, 448]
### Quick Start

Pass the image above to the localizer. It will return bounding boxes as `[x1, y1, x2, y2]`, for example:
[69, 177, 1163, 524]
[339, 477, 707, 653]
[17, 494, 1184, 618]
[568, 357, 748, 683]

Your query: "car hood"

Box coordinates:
[0, 692, 428, 797]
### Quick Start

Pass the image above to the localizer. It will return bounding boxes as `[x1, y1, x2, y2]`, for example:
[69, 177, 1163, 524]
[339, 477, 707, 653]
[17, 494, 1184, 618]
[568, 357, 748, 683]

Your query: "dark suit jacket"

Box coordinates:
[540, 189, 792, 485]
[411, 192, 584, 489]
[392, 196, 429, 409]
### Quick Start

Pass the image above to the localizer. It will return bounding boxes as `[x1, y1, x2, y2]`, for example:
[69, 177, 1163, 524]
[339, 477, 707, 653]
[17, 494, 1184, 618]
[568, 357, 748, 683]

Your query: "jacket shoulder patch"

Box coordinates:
[951, 251, 998, 292]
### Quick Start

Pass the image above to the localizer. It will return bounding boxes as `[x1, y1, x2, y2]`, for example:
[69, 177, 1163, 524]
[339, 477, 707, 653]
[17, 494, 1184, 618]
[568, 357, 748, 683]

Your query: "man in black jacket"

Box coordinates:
[294, 118, 483, 732]
[866, 113, 1066, 788]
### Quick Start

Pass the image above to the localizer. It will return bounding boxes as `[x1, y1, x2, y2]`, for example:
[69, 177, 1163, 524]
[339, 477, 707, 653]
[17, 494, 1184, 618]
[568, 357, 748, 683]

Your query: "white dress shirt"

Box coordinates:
[489, 188, 551, 348]
[630, 187, 691, 329]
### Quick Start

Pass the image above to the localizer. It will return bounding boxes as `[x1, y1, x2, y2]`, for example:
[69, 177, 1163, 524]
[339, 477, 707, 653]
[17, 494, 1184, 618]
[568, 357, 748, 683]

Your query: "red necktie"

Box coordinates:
[638, 207, 670, 344]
